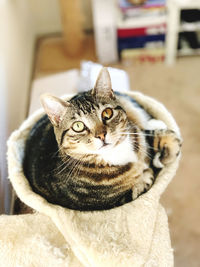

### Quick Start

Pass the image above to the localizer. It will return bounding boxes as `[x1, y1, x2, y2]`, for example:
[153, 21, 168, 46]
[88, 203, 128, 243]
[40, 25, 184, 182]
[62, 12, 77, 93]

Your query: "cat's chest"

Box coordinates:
[95, 136, 138, 166]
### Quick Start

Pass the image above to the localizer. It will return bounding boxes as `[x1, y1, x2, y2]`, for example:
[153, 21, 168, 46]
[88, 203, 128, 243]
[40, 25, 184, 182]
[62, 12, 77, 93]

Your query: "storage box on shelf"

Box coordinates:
[117, 0, 167, 61]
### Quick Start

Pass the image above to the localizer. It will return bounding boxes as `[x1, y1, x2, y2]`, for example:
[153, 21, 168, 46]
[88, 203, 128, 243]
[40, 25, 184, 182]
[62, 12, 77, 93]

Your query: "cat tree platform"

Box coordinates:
[0, 88, 181, 266]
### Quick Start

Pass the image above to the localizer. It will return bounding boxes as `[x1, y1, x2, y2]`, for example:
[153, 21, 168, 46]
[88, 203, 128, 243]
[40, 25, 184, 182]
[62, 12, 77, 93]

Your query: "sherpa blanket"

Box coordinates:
[1, 91, 181, 267]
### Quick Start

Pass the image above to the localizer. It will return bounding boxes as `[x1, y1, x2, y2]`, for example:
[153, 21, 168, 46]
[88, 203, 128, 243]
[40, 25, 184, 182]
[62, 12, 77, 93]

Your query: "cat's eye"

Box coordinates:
[72, 121, 85, 132]
[102, 108, 113, 121]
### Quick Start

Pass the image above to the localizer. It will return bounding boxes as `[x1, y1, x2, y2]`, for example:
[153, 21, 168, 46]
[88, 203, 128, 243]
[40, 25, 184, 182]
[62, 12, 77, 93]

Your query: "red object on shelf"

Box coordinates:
[117, 23, 166, 38]
[118, 27, 145, 37]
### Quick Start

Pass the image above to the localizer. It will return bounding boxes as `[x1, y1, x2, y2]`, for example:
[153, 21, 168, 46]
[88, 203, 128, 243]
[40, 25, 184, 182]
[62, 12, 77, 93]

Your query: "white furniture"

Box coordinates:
[92, 0, 119, 64]
[165, 0, 200, 65]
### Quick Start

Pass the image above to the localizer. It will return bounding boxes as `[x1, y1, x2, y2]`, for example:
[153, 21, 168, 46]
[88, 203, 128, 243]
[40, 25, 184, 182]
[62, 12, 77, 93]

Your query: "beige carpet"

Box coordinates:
[113, 57, 200, 267]
[33, 36, 200, 266]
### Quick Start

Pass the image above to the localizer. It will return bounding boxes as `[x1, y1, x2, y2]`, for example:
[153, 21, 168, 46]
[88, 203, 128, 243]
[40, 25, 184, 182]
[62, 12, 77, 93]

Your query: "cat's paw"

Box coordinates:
[153, 130, 182, 167]
[132, 168, 154, 200]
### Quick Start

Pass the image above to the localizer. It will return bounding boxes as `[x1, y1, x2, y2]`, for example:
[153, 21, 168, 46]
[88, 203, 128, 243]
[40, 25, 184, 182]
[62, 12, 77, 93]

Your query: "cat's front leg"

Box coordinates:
[151, 129, 182, 168]
[132, 168, 154, 200]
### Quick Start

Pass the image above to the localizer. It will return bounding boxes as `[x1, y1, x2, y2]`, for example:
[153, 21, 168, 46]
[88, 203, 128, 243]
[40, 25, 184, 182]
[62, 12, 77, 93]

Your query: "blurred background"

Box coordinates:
[0, 0, 200, 266]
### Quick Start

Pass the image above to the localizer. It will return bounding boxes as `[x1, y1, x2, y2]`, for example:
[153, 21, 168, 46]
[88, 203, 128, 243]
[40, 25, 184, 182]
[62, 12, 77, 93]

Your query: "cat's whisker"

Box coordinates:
[56, 155, 77, 171]
[55, 160, 67, 172]
[64, 154, 86, 182]
[115, 130, 155, 159]
[52, 145, 64, 157]
[60, 158, 81, 178]
[72, 160, 82, 178]
[64, 162, 78, 181]
[56, 159, 74, 175]
[140, 146, 152, 159]
[133, 140, 150, 157]
[72, 155, 87, 181]
[56, 153, 84, 175]
[119, 132, 156, 137]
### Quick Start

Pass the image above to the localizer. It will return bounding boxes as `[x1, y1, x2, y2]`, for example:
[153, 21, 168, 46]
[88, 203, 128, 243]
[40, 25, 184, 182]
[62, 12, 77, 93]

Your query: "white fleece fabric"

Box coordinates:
[1, 91, 181, 267]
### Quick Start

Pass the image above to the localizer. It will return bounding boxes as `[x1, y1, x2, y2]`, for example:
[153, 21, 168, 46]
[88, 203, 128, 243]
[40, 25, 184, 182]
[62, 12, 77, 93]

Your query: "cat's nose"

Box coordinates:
[96, 132, 106, 141]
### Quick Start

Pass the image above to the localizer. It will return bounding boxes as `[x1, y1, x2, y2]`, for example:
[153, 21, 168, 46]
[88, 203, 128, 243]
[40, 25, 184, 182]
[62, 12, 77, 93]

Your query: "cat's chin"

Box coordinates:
[96, 136, 138, 166]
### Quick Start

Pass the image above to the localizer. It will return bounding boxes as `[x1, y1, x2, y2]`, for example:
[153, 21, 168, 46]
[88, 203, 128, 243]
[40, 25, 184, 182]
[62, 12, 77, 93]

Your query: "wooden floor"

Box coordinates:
[34, 34, 200, 267]
[34, 34, 97, 78]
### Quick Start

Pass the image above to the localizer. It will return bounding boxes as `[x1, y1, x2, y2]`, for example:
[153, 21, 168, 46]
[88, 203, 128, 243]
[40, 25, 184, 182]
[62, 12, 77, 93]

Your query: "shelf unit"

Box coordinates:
[165, 0, 200, 65]
[92, 0, 200, 64]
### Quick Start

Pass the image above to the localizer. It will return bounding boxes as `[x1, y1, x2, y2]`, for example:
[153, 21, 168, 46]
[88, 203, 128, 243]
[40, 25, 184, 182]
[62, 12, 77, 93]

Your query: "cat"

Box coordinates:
[23, 68, 181, 211]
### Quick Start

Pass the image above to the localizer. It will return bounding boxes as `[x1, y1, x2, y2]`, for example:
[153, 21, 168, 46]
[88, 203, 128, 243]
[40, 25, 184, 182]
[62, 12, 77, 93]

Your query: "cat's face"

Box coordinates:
[58, 98, 128, 157]
[41, 68, 136, 165]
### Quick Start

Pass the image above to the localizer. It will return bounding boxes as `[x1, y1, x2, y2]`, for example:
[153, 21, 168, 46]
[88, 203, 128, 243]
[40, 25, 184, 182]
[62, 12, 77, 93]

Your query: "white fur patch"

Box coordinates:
[145, 119, 167, 130]
[97, 136, 137, 165]
[153, 152, 164, 168]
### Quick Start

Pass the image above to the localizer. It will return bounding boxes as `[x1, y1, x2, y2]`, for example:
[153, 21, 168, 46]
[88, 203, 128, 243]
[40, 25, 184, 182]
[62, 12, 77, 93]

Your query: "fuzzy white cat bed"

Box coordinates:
[1, 91, 181, 267]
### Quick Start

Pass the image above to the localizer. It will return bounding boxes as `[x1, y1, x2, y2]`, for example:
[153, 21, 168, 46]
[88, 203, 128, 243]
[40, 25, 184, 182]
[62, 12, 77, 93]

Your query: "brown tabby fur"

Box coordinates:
[23, 68, 181, 211]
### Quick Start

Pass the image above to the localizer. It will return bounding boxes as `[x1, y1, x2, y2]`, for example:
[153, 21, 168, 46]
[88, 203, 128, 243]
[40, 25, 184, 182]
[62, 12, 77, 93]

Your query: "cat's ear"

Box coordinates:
[92, 67, 115, 99]
[40, 94, 70, 127]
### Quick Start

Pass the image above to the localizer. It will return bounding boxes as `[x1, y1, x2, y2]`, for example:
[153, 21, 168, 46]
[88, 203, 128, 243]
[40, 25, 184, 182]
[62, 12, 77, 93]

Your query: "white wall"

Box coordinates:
[0, 0, 35, 213]
[29, 0, 62, 35]
[29, 0, 93, 36]
[0, 61, 8, 214]
[0, 0, 94, 213]
[0, 0, 62, 213]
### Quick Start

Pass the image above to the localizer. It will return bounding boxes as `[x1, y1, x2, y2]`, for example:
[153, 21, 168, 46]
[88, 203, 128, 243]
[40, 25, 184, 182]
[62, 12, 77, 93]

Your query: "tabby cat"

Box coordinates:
[23, 68, 181, 211]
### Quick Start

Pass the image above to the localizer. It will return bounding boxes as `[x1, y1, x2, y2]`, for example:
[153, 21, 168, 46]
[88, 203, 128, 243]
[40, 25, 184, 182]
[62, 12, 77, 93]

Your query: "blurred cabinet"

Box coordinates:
[92, 0, 119, 64]
[165, 0, 200, 65]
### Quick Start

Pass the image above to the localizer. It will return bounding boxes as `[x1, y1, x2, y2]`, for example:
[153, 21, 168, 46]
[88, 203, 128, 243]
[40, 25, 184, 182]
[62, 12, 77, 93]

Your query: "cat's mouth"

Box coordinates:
[99, 136, 125, 150]
[95, 135, 137, 165]
[99, 142, 111, 150]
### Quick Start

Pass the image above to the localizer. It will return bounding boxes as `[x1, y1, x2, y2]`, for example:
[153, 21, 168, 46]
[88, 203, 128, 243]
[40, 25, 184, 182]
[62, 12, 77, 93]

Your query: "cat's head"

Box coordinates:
[40, 68, 136, 165]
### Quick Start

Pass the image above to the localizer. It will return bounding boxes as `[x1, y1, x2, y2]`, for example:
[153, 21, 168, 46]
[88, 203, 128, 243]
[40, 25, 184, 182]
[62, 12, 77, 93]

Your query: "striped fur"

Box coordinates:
[23, 89, 181, 211]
